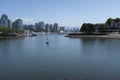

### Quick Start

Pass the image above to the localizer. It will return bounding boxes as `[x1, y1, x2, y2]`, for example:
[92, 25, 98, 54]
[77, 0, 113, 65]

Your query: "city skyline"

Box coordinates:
[0, 14, 62, 32]
[0, 0, 120, 27]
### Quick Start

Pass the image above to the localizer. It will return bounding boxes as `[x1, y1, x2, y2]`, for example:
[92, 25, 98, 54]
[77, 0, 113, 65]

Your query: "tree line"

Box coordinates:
[106, 18, 120, 25]
[80, 23, 108, 34]
[80, 18, 120, 34]
[0, 26, 24, 37]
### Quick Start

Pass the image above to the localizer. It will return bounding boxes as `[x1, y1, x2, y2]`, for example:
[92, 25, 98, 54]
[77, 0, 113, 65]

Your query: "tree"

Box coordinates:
[98, 24, 108, 33]
[0, 26, 25, 37]
[80, 23, 96, 34]
[80, 23, 88, 33]
[106, 18, 113, 25]
[0, 27, 12, 36]
[115, 18, 120, 23]
[106, 18, 120, 24]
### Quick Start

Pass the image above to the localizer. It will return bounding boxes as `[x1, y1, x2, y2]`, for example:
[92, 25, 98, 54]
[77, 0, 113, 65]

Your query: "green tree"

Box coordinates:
[0, 26, 25, 37]
[106, 18, 120, 24]
[98, 24, 108, 33]
[115, 18, 120, 23]
[80, 23, 96, 34]
[80, 23, 88, 33]
[0, 27, 12, 36]
[106, 18, 113, 25]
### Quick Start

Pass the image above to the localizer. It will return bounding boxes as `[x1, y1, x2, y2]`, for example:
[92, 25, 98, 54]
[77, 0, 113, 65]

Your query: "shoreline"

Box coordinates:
[65, 32, 120, 39]
[0, 34, 26, 39]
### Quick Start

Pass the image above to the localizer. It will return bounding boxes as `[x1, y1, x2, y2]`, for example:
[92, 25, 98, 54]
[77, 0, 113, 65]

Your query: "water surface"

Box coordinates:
[0, 35, 120, 80]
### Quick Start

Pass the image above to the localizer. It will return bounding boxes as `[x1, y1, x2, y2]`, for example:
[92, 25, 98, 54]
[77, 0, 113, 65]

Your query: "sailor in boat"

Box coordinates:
[46, 39, 49, 44]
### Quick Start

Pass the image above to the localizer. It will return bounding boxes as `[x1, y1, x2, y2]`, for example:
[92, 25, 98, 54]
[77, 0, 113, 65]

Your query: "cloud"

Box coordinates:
[22, 18, 34, 24]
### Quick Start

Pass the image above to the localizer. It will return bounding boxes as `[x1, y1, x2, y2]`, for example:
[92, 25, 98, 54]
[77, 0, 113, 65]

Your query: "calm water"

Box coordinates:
[0, 34, 120, 80]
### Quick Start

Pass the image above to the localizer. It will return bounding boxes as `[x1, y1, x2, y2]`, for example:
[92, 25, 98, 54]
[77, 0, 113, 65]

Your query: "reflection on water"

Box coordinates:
[0, 35, 120, 80]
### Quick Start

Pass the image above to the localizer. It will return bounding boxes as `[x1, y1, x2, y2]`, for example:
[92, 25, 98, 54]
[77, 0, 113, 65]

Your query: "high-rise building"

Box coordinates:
[0, 14, 8, 27]
[35, 21, 45, 31]
[12, 19, 23, 30]
[60, 27, 65, 31]
[35, 23, 40, 31]
[23, 25, 34, 30]
[49, 24, 53, 32]
[0, 14, 13, 28]
[53, 23, 59, 32]
[1, 14, 8, 20]
[8, 19, 12, 28]
[45, 23, 50, 32]
[39, 21, 45, 31]
[12, 22, 17, 29]
[0, 19, 8, 27]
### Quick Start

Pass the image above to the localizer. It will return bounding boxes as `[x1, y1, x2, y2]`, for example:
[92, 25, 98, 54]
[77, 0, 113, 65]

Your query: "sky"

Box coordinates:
[0, 0, 120, 27]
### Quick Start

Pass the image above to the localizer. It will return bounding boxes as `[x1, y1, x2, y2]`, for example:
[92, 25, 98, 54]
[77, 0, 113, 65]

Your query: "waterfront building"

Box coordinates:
[8, 19, 12, 28]
[0, 14, 13, 28]
[109, 21, 120, 28]
[107, 21, 120, 32]
[35, 23, 39, 31]
[73, 27, 80, 32]
[12, 22, 16, 29]
[1, 14, 8, 20]
[49, 24, 53, 32]
[0, 19, 8, 27]
[0, 14, 8, 27]
[60, 27, 65, 31]
[45, 23, 50, 32]
[53, 23, 59, 32]
[23, 25, 34, 30]
[39, 21, 45, 31]
[12, 19, 23, 30]
[35, 21, 45, 31]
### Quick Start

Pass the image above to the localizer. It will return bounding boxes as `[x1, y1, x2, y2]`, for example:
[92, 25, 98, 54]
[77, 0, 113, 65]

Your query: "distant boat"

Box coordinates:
[27, 33, 37, 37]
[31, 33, 37, 36]
[37, 32, 45, 35]
[26, 31, 37, 37]
[46, 39, 49, 44]
[46, 41, 49, 44]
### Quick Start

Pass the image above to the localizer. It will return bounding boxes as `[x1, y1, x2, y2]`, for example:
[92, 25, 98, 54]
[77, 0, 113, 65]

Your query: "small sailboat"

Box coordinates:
[46, 39, 49, 44]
